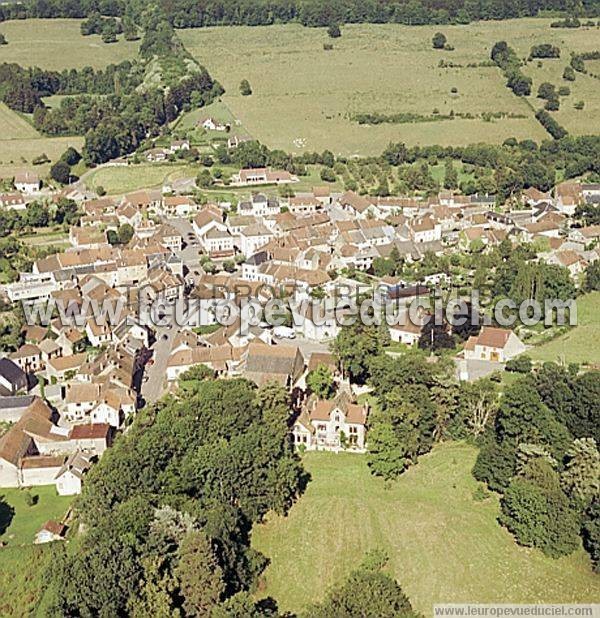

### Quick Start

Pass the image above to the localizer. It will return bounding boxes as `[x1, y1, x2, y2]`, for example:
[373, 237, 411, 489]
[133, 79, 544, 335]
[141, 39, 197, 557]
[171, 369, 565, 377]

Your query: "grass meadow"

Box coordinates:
[528, 292, 600, 365]
[0, 19, 139, 70]
[180, 19, 600, 155]
[252, 442, 599, 615]
[84, 163, 199, 195]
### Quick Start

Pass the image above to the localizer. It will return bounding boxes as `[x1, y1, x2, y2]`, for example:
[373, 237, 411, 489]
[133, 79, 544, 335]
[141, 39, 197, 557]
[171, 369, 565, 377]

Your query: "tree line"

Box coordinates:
[2, 0, 600, 30]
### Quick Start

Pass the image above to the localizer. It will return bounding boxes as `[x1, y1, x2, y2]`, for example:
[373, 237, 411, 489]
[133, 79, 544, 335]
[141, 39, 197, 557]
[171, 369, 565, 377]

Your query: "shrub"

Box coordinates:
[563, 66, 576, 81]
[239, 79, 252, 96]
[574, 100, 585, 110]
[323, 43, 333, 51]
[432, 32, 447, 49]
[327, 23, 341, 38]
[529, 44, 560, 59]
[505, 355, 532, 373]
[558, 86, 570, 96]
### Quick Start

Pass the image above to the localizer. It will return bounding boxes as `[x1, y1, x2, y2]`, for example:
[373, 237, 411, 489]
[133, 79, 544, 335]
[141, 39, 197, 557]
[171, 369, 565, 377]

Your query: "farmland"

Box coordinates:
[180, 19, 600, 155]
[0, 19, 139, 70]
[252, 443, 600, 615]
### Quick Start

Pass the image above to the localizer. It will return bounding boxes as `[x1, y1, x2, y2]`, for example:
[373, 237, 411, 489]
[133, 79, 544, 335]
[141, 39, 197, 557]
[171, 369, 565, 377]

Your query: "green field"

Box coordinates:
[176, 19, 600, 155]
[252, 443, 599, 615]
[84, 163, 199, 195]
[0, 19, 139, 70]
[0, 486, 72, 546]
[0, 103, 39, 140]
[529, 292, 600, 365]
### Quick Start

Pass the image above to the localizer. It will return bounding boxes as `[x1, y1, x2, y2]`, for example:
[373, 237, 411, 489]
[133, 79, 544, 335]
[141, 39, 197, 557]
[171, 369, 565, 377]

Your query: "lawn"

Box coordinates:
[84, 163, 199, 195]
[177, 19, 600, 155]
[0, 19, 139, 70]
[252, 442, 599, 615]
[0, 486, 72, 546]
[528, 291, 600, 365]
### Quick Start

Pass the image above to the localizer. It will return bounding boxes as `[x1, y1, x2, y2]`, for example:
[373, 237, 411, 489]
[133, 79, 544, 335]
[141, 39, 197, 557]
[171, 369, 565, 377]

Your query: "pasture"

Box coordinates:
[529, 292, 600, 365]
[0, 19, 139, 70]
[252, 443, 599, 615]
[180, 19, 600, 155]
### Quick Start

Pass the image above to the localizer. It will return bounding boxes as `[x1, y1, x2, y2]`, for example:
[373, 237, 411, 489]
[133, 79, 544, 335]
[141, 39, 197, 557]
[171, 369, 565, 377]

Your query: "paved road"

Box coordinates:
[141, 324, 177, 404]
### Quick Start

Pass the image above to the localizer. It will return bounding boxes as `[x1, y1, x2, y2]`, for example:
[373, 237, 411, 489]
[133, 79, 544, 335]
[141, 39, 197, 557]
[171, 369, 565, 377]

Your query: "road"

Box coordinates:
[141, 324, 177, 404]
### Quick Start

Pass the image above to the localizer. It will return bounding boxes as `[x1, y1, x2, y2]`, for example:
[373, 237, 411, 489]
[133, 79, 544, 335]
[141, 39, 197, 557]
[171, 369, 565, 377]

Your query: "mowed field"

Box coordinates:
[0, 19, 139, 70]
[252, 443, 599, 615]
[180, 19, 600, 155]
[529, 292, 600, 365]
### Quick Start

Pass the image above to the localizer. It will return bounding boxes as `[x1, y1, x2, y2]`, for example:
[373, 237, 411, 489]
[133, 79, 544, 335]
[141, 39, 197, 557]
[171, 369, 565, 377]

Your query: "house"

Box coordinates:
[170, 139, 190, 153]
[238, 193, 280, 218]
[555, 182, 582, 216]
[9, 344, 42, 373]
[0, 193, 26, 210]
[239, 223, 273, 257]
[388, 318, 424, 346]
[14, 171, 40, 193]
[233, 168, 298, 186]
[162, 196, 197, 217]
[45, 353, 87, 382]
[411, 215, 442, 243]
[145, 148, 169, 163]
[55, 451, 92, 495]
[0, 395, 36, 423]
[287, 195, 321, 214]
[242, 342, 305, 387]
[292, 389, 369, 452]
[463, 327, 526, 363]
[34, 520, 66, 544]
[200, 117, 228, 131]
[338, 190, 377, 219]
[0, 359, 28, 396]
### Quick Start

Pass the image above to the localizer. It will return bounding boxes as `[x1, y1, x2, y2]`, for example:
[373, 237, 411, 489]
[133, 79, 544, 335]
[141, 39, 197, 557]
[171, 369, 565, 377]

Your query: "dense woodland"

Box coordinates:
[0, 0, 599, 28]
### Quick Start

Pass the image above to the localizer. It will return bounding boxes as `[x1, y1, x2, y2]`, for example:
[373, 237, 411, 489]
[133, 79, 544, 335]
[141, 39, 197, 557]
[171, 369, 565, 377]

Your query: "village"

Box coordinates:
[0, 153, 599, 541]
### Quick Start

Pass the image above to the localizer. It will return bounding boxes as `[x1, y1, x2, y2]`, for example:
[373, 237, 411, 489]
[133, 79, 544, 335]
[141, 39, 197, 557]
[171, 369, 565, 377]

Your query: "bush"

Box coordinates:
[574, 100, 585, 110]
[61, 147, 81, 166]
[24, 491, 38, 507]
[239, 79, 252, 96]
[432, 32, 447, 49]
[323, 43, 333, 51]
[0, 33, 7, 45]
[557, 86, 570, 96]
[320, 167, 336, 182]
[327, 23, 341, 38]
[529, 44, 560, 59]
[563, 66, 576, 81]
[505, 355, 532, 373]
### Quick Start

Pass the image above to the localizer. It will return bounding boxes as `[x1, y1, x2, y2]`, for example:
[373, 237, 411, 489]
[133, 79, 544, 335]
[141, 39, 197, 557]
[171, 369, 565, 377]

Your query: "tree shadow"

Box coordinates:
[0, 495, 15, 536]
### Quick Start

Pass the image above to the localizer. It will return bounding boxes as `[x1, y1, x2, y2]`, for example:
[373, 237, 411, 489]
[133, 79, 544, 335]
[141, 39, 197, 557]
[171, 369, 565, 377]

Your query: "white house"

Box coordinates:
[463, 327, 526, 363]
[293, 390, 369, 453]
[14, 171, 40, 194]
[239, 223, 273, 257]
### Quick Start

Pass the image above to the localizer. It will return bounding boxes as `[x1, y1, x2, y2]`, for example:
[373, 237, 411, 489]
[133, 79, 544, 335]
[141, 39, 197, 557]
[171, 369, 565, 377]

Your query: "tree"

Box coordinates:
[432, 32, 447, 49]
[585, 260, 600, 291]
[500, 459, 580, 558]
[176, 530, 225, 616]
[418, 312, 454, 352]
[180, 364, 214, 382]
[304, 550, 418, 618]
[505, 355, 532, 373]
[582, 497, 600, 572]
[320, 167, 336, 182]
[61, 147, 81, 166]
[561, 438, 600, 509]
[240, 79, 252, 96]
[367, 416, 411, 480]
[327, 23, 341, 38]
[118, 223, 134, 245]
[306, 363, 336, 399]
[333, 322, 386, 384]
[54, 198, 80, 225]
[50, 160, 71, 184]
